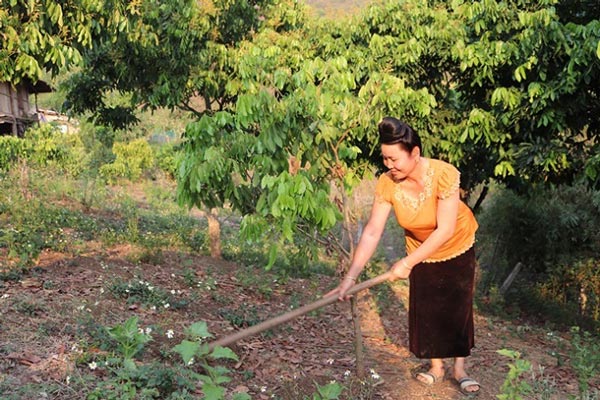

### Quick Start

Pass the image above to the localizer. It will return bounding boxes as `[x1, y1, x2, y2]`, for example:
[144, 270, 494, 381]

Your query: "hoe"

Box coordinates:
[208, 271, 392, 350]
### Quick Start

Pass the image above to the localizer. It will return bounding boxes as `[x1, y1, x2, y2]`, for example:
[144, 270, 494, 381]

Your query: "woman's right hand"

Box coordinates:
[324, 276, 356, 301]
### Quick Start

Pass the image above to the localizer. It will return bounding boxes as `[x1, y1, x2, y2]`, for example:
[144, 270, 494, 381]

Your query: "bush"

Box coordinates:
[0, 136, 31, 172]
[478, 184, 600, 274]
[477, 184, 600, 329]
[100, 138, 154, 183]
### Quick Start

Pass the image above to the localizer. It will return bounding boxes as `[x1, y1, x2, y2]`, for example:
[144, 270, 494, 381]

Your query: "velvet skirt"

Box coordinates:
[408, 247, 476, 359]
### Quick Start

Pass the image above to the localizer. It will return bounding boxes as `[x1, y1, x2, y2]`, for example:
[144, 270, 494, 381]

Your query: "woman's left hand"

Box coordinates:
[389, 259, 412, 281]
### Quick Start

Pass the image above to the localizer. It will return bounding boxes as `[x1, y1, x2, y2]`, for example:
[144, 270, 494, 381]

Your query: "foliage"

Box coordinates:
[496, 349, 532, 400]
[478, 184, 600, 272]
[177, 0, 600, 272]
[0, 125, 84, 175]
[99, 138, 154, 183]
[569, 326, 600, 394]
[106, 316, 152, 360]
[0, 136, 30, 172]
[61, 0, 291, 128]
[85, 319, 251, 400]
[477, 184, 600, 328]
[0, 0, 139, 83]
[109, 279, 184, 310]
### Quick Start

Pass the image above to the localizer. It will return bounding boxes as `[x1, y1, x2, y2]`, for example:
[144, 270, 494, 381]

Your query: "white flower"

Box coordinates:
[187, 357, 195, 366]
[164, 303, 170, 309]
[171, 290, 176, 295]
[99, 288, 105, 294]
[76, 305, 85, 311]
[145, 327, 152, 335]
[369, 368, 381, 380]
[151, 306, 156, 311]
[1, 294, 9, 299]
[166, 329, 174, 339]
[326, 358, 334, 365]
[260, 386, 267, 393]
[148, 286, 154, 291]
[329, 380, 336, 384]
[66, 376, 71, 385]
[344, 370, 351, 378]
[171, 273, 176, 278]
[88, 361, 97, 370]
[139, 328, 145, 334]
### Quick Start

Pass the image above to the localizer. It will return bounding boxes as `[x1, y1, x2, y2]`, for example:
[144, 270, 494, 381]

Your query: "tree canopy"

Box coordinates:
[176, 0, 600, 265]
[4, 0, 599, 265]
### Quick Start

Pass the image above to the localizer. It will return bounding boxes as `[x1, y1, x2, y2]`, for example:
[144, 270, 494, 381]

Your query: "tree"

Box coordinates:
[177, 0, 600, 263]
[0, 0, 137, 84]
[60, 0, 309, 129]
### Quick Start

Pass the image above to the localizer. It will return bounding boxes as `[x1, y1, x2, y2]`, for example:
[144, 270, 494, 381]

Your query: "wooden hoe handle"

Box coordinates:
[208, 271, 392, 350]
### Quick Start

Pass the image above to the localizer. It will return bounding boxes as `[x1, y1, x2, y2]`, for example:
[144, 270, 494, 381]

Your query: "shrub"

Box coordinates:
[477, 184, 600, 328]
[478, 184, 600, 274]
[0, 136, 31, 172]
[100, 138, 154, 183]
[25, 124, 86, 175]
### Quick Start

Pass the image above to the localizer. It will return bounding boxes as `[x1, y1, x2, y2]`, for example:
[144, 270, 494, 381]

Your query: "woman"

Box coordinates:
[328, 117, 481, 395]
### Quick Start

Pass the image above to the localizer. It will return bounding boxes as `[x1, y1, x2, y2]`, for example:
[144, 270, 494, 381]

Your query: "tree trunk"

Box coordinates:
[340, 188, 365, 378]
[351, 297, 366, 378]
[207, 208, 221, 259]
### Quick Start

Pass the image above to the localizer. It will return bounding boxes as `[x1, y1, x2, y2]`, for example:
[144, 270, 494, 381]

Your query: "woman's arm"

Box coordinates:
[327, 198, 392, 299]
[389, 189, 460, 280]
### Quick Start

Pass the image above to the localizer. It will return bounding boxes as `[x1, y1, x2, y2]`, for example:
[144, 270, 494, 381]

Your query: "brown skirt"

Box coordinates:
[409, 247, 476, 359]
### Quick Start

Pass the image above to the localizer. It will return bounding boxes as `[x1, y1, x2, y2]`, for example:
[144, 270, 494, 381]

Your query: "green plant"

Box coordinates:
[569, 327, 600, 395]
[309, 381, 343, 400]
[171, 321, 251, 400]
[496, 349, 532, 400]
[100, 139, 154, 183]
[107, 316, 152, 360]
[109, 279, 183, 310]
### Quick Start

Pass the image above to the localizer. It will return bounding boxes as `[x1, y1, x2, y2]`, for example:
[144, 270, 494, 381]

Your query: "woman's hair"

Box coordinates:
[378, 117, 422, 152]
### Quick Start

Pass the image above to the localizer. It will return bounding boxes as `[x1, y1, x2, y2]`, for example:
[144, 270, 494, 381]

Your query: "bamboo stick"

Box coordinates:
[208, 271, 392, 350]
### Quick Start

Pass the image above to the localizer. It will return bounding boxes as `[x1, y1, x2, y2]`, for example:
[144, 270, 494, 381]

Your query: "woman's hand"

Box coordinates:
[389, 258, 413, 281]
[324, 276, 356, 301]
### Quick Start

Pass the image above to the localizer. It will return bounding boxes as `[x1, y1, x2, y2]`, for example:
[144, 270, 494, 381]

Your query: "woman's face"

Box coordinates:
[381, 143, 420, 181]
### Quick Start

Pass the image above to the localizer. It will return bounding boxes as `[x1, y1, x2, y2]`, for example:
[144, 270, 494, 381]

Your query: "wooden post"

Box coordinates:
[499, 262, 523, 295]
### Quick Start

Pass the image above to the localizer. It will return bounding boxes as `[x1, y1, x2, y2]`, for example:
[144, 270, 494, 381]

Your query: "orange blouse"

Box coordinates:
[375, 159, 478, 263]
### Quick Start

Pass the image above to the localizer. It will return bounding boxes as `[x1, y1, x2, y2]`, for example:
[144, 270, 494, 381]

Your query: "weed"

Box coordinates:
[14, 299, 46, 316]
[569, 326, 600, 394]
[218, 305, 261, 328]
[109, 278, 186, 310]
[496, 349, 532, 400]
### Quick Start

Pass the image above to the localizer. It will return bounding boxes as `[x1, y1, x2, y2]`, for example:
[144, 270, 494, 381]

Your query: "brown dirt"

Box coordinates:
[0, 245, 591, 399]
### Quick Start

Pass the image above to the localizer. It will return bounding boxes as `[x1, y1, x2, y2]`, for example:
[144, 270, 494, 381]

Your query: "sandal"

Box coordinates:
[415, 371, 444, 386]
[457, 377, 481, 396]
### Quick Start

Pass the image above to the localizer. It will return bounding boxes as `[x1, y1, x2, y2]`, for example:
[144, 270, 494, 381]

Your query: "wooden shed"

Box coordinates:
[0, 79, 53, 137]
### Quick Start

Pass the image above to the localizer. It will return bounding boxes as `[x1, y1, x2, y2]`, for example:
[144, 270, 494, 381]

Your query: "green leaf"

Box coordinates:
[316, 381, 343, 399]
[232, 393, 252, 400]
[210, 346, 239, 361]
[123, 358, 137, 372]
[186, 321, 213, 340]
[173, 340, 200, 364]
[202, 383, 225, 400]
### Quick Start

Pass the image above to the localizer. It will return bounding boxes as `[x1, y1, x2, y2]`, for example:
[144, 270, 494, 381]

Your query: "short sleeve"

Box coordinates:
[437, 163, 460, 200]
[374, 174, 392, 204]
